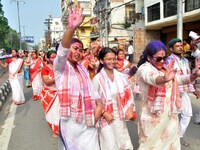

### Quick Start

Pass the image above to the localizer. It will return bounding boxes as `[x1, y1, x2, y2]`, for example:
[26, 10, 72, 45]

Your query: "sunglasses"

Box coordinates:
[152, 56, 167, 62]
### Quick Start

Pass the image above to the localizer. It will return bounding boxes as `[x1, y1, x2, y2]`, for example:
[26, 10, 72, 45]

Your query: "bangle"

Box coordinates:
[102, 110, 106, 116]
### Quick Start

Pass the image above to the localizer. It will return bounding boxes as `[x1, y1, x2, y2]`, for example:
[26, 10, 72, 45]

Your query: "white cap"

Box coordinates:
[189, 31, 200, 40]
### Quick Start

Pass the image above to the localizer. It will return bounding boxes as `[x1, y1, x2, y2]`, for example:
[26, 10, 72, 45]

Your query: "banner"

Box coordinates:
[21, 36, 34, 43]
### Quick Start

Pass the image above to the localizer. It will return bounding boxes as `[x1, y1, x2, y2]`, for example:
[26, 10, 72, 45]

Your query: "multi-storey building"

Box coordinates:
[134, 0, 200, 62]
[93, 0, 135, 49]
[50, 18, 64, 48]
[38, 38, 46, 51]
[61, 0, 93, 48]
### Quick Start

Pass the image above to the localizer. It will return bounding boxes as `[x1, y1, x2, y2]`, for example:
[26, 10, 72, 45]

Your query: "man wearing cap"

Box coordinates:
[189, 31, 200, 125]
[165, 38, 200, 147]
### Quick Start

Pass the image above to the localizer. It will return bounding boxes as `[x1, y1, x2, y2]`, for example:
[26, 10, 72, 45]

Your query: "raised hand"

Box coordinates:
[68, 5, 85, 30]
[164, 59, 177, 82]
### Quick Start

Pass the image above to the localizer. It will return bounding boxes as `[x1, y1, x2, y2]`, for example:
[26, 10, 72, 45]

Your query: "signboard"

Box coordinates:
[21, 36, 34, 43]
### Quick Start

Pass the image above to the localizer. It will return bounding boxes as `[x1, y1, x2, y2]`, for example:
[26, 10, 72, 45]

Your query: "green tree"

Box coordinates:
[0, 0, 10, 49]
[4, 28, 20, 50]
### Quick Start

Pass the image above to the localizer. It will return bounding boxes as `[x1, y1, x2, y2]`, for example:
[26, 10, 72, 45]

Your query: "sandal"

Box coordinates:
[180, 137, 190, 147]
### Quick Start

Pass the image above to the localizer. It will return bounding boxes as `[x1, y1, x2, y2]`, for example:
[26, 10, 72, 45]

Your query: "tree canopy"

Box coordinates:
[0, 0, 22, 51]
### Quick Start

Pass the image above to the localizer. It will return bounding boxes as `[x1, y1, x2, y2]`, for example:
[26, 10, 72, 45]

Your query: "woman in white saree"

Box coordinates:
[0, 49, 25, 105]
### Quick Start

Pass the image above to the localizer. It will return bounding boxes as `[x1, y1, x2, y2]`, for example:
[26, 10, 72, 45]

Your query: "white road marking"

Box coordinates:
[0, 103, 17, 150]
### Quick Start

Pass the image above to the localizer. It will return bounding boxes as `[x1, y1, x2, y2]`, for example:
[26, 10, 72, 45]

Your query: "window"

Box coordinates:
[164, 0, 177, 18]
[185, 0, 200, 12]
[147, 3, 160, 22]
[81, 29, 85, 33]
[79, 1, 90, 9]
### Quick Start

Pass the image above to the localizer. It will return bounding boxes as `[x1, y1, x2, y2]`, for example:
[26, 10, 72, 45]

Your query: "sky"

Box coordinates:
[1, 0, 61, 45]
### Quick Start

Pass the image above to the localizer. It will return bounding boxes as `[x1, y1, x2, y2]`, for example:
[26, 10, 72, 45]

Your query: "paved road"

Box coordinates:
[0, 85, 200, 150]
[0, 86, 57, 150]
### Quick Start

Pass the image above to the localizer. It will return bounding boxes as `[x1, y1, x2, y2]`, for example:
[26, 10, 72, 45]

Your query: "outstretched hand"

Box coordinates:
[194, 58, 200, 77]
[164, 59, 177, 82]
[68, 5, 85, 30]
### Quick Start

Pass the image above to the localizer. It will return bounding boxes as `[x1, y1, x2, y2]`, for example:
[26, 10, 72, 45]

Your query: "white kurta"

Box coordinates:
[137, 62, 180, 150]
[54, 44, 100, 150]
[92, 75, 133, 150]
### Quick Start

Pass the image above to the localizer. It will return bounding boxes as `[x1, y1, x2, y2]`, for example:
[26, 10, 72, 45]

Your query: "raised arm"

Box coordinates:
[53, 5, 85, 81]
[62, 5, 85, 48]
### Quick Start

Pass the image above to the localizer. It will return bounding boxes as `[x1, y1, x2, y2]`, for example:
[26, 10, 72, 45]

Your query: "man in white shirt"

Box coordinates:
[128, 41, 134, 63]
[189, 31, 200, 125]
[189, 31, 200, 58]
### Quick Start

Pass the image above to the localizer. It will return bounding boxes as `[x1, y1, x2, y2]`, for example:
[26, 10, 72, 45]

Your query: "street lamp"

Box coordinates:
[11, 0, 25, 51]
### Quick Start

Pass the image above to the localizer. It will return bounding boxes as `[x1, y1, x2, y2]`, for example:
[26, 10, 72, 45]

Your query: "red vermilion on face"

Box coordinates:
[68, 42, 84, 64]
[117, 51, 125, 60]
[11, 50, 17, 57]
[49, 53, 57, 64]
[150, 50, 166, 70]
[102, 52, 117, 71]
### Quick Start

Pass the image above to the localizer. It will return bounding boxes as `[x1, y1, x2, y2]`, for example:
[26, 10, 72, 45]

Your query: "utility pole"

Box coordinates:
[99, 6, 103, 47]
[104, 0, 108, 47]
[21, 25, 26, 49]
[44, 15, 53, 49]
[177, 0, 183, 40]
[11, 0, 25, 50]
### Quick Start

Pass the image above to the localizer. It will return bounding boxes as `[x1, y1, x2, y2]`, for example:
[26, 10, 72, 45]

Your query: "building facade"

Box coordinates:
[50, 18, 64, 48]
[93, 0, 135, 49]
[134, 0, 200, 62]
[61, 0, 93, 48]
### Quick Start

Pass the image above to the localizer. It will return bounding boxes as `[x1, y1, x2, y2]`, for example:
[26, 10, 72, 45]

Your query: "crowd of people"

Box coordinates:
[0, 5, 200, 150]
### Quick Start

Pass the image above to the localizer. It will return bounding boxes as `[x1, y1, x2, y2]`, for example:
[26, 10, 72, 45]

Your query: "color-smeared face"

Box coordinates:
[68, 42, 84, 64]
[117, 51, 125, 60]
[149, 50, 166, 70]
[32, 52, 37, 59]
[49, 53, 57, 65]
[101, 52, 116, 71]
[11, 50, 17, 57]
[171, 42, 183, 54]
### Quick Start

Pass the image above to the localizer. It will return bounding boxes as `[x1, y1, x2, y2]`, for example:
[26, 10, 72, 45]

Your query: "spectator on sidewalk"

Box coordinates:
[0, 49, 25, 105]
[182, 39, 191, 58]
[53, 5, 102, 150]
[128, 41, 134, 63]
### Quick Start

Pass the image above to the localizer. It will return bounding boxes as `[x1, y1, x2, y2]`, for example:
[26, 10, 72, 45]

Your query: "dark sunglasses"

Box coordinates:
[152, 56, 167, 62]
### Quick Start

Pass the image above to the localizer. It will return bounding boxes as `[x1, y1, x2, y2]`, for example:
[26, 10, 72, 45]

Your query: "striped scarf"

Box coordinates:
[147, 78, 181, 115]
[166, 54, 195, 92]
[98, 68, 134, 127]
[57, 61, 98, 127]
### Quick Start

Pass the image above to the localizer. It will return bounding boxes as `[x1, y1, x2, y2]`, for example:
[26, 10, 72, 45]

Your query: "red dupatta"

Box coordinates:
[29, 58, 43, 82]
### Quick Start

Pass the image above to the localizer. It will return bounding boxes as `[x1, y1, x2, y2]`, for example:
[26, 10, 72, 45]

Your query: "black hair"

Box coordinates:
[116, 49, 124, 55]
[128, 40, 167, 76]
[47, 50, 57, 59]
[70, 38, 84, 49]
[96, 47, 116, 73]
[12, 49, 19, 58]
